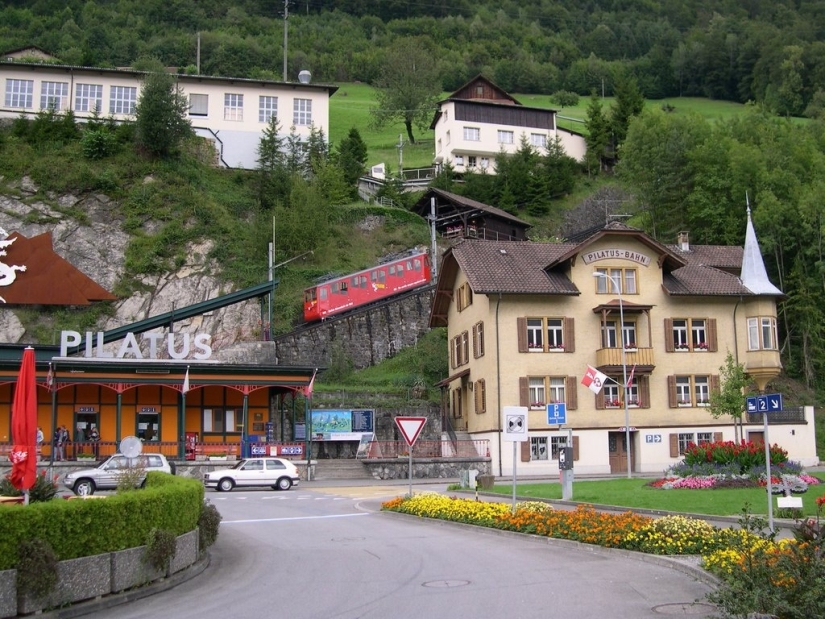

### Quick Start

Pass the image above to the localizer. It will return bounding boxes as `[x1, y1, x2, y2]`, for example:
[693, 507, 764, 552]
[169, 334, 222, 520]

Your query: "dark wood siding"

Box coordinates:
[455, 101, 555, 130]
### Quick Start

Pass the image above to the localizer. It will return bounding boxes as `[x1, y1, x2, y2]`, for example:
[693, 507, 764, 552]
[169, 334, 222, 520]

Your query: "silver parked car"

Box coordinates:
[63, 453, 175, 495]
[204, 457, 300, 492]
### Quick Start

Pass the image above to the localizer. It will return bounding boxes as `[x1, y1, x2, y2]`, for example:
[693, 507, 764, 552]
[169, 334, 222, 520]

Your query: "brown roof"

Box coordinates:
[663, 265, 750, 296]
[412, 188, 531, 228]
[666, 244, 743, 270]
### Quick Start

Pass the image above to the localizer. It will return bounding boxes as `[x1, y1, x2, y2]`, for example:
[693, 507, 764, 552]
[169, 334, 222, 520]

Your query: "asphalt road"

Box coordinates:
[81, 483, 718, 619]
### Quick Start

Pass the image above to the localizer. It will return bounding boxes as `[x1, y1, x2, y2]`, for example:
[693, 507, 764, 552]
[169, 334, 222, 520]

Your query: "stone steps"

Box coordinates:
[312, 459, 373, 480]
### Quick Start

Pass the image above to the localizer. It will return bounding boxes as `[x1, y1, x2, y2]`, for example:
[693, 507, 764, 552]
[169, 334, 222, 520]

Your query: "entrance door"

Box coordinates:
[748, 431, 765, 445]
[608, 431, 634, 474]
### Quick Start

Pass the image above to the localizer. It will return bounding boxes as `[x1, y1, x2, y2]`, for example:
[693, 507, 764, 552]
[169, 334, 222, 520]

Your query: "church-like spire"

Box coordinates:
[741, 197, 783, 296]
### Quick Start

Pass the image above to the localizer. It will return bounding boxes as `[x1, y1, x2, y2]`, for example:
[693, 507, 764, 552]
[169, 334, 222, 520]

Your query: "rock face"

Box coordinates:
[0, 178, 258, 351]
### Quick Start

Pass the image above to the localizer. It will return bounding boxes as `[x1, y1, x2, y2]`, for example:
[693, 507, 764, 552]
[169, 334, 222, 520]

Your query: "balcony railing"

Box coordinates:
[595, 346, 654, 368]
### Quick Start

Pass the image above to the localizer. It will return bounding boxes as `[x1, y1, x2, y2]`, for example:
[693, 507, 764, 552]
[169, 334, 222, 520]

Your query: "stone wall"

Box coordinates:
[216, 288, 435, 369]
[363, 458, 491, 480]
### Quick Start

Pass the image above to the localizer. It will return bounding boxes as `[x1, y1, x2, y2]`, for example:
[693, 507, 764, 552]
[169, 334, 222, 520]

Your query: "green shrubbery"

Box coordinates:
[0, 470, 59, 502]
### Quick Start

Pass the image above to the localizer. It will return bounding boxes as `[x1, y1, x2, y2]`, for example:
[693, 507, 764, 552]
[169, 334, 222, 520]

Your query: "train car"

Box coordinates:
[303, 248, 432, 322]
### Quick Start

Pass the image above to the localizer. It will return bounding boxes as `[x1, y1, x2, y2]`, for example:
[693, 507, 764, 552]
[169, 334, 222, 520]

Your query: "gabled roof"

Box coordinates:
[441, 74, 521, 106]
[411, 188, 531, 228]
[429, 222, 777, 327]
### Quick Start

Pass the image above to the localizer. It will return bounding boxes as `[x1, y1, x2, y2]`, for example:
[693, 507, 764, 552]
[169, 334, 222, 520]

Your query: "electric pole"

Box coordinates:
[283, 0, 289, 82]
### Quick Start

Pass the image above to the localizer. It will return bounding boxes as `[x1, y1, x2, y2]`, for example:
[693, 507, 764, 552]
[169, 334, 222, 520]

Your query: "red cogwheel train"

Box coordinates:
[303, 248, 432, 322]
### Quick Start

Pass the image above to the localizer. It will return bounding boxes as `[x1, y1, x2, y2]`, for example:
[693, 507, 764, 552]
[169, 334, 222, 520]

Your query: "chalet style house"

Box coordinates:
[0, 56, 337, 169]
[430, 215, 817, 476]
[430, 75, 587, 176]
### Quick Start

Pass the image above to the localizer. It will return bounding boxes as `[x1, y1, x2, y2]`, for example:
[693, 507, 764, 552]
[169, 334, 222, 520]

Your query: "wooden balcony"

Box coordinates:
[595, 347, 655, 371]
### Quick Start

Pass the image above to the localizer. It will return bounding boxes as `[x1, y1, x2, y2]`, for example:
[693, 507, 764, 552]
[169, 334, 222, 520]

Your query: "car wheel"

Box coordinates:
[169, 461, 177, 475]
[73, 479, 96, 496]
[276, 477, 293, 491]
[218, 478, 235, 492]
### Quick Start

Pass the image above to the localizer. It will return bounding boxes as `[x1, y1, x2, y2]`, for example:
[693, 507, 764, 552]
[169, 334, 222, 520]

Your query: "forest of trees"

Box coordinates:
[3, 0, 825, 117]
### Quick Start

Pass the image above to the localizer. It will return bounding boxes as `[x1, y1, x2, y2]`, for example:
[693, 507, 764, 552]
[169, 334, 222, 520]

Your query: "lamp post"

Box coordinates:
[594, 272, 632, 478]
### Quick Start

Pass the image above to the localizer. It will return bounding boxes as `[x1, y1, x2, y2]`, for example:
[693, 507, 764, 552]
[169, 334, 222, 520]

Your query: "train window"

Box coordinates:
[360, 276, 367, 287]
[331, 282, 339, 294]
[414, 258, 421, 270]
[397, 263, 404, 276]
[371, 270, 378, 282]
[378, 270, 386, 282]
[319, 287, 328, 300]
[389, 265, 396, 276]
[340, 281, 348, 293]
[304, 289, 316, 302]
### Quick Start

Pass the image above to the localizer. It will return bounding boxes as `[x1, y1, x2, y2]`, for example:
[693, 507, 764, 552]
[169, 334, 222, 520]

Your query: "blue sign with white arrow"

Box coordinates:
[746, 394, 783, 413]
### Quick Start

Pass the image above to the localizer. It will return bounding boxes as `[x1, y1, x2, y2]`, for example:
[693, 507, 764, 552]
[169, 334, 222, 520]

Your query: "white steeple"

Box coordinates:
[741, 199, 783, 296]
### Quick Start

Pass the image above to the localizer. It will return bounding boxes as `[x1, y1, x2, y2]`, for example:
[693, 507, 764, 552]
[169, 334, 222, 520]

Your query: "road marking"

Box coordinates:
[223, 513, 371, 524]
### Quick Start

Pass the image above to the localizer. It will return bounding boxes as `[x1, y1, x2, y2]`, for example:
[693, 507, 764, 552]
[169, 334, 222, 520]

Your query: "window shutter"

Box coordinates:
[595, 388, 604, 410]
[564, 317, 575, 353]
[519, 377, 529, 407]
[566, 376, 578, 410]
[669, 434, 679, 458]
[641, 376, 650, 408]
[472, 326, 479, 358]
[711, 374, 720, 394]
[667, 376, 677, 407]
[517, 317, 527, 352]
[520, 440, 531, 462]
[572, 436, 580, 461]
[450, 337, 457, 369]
[708, 318, 718, 352]
[474, 382, 481, 413]
[664, 318, 674, 352]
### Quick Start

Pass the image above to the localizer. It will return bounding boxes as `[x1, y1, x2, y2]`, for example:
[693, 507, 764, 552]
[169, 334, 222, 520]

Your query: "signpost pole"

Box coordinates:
[764, 411, 774, 533]
[408, 449, 413, 498]
[512, 440, 517, 513]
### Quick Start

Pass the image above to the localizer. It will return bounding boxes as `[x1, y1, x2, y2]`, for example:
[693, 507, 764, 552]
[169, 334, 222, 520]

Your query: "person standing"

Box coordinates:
[60, 425, 71, 460]
[53, 426, 64, 461]
[36, 426, 44, 461]
[89, 426, 100, 459]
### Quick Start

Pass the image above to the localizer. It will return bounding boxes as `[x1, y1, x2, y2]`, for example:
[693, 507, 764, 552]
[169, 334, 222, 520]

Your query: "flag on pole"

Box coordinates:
[302, 369, 317, 397]
[626, 364, 636, 388]
[182, 366, 190, 394]
[46, 363, 54, 390]
[581, 365, 608, 394]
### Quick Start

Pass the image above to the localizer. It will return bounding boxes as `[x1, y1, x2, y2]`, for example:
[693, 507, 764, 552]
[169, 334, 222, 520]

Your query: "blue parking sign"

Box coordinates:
[546, 403, 566, 425]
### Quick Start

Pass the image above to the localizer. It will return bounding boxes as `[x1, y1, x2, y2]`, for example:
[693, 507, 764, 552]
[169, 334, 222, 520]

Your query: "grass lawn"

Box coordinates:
[483, 474, 825, 518]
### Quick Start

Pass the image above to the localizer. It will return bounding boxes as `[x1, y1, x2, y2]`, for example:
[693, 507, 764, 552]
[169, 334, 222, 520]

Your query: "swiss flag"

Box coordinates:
[581, 365, 608, 394]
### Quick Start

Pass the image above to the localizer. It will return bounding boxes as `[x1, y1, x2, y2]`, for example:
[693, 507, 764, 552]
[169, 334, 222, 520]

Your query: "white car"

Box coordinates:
[64, 453, 175, 495]
[204, 457, 300, 492]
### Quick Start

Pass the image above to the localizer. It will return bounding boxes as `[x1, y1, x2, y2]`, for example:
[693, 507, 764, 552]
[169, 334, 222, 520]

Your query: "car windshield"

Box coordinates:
[231, 460, 246, 470]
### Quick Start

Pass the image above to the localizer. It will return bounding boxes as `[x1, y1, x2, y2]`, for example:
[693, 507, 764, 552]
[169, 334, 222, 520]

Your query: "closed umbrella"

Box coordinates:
[9, 347, 37, 503]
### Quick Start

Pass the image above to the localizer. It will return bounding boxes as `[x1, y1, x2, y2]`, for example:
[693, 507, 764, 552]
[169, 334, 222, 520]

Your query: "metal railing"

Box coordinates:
[746, 407, 806, 424]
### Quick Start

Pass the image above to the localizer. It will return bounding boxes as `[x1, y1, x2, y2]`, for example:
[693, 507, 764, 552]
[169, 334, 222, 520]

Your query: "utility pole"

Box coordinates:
[397, 134, 404, 175]
[283, 0, 289, 82]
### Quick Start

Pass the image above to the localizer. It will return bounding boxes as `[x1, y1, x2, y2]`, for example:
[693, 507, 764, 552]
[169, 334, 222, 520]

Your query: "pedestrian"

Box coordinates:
[53, 426, 64, 461]
[60, 425, 71, 460]
[36, 426, 44, 461]
[89, 426, 100, 459]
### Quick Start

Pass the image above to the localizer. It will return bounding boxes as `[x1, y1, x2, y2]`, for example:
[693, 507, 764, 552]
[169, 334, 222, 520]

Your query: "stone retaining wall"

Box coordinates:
[363, 458, 491, 480]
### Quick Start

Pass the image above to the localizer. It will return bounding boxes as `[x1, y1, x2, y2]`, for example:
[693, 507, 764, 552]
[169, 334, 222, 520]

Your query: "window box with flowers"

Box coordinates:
[528, 345, 544, 352]
[694, 342, 708, 351]
[696, 399, 710, 407]
[605, 399, 622, 408]
[547, 345, 565, 352]
[627, 399, 641, 408]
[674, 343, 690, 351]
[677, 399, 692, 407]
[530, 402, 545, 410]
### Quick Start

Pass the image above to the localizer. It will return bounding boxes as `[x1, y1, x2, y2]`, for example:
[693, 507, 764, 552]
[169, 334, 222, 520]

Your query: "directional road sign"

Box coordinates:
[746, 393, 783, 414]
[546, 403, 567, 425]
[394, 416, 427, 447]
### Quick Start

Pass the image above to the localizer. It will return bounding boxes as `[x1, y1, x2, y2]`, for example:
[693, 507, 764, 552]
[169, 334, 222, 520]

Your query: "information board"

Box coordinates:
[311, 409, 376, 441]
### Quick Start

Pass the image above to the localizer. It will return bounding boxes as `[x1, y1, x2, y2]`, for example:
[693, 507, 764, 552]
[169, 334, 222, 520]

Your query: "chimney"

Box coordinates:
[677, 231, 690, 251]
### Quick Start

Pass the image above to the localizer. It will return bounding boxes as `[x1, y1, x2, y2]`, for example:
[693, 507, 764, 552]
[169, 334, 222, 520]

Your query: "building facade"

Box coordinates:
[0, 60, 337, 169]
[430, 217, 817, 476]
[430, 75, 587, 175]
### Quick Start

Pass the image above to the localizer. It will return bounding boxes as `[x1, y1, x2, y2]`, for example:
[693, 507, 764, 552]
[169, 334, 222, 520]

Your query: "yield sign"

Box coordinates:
[395, 416, 427, 447]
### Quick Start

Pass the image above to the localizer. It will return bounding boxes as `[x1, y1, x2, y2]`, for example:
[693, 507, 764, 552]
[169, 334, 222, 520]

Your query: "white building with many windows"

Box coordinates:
[0, 59, 337, 169]
[430, 75, 586, 175]
[430, 216, 817, 476]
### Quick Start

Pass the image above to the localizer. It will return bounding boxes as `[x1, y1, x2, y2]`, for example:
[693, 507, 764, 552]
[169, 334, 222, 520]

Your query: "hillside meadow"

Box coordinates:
[329, 82, 753, 170]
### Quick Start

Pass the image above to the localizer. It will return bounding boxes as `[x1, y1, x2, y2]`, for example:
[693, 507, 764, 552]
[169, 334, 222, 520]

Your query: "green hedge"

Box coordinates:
[0, 473, 203, 570]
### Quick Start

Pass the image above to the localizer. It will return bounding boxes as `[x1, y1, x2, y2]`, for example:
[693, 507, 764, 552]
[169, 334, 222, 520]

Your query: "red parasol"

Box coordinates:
[9, 347, 37, 493]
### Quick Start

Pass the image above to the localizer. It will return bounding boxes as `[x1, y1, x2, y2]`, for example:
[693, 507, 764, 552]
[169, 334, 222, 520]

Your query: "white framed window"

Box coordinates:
[480, 157, 489, 169]
[626, 377, 639, 406]
[40, 81, 68, 110]
[259, 95, 278, 122]
[747, 316, 778, 350]
[672, 320, 689, 349]
[595, 268, 637, 294]
[468, 156, 477, 168]
[675, 377, 691, 405]
[75, 83, 102, 112]
[454, 155, 464, 166]
[529, 377, 545, 409]
[600, 321, 636, 349]
[550, 435, 568, 459]
[497, 130, 514, 144]
[677, 432, 715, 454]
[694, 376, 710, 405]
[691, 319, 707, 350]
[604, 383, 620, 407]
[5, 79, 33, 108]
[548, 377, 565, 404]
[530, 132, 547, 148]
[109, 85, 137, 115]
[531, 436, 549, 460]
[446, 130, 451, 145]
[463, 126, 480, 141]
[293, 98, 312, 125]
[527, 319, 543, 349]
[546, 319, 564, 349]
[224, 93, 244, 121]
[189, 93, 208, 116]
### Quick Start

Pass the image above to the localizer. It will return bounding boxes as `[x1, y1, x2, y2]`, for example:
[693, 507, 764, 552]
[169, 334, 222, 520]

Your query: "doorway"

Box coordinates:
[137, 410, 160, 442]
[608, 431, 634, 474]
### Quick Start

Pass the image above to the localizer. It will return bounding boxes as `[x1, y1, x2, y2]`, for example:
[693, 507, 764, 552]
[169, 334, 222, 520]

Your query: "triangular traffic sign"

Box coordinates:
[395, 416, 427, 447]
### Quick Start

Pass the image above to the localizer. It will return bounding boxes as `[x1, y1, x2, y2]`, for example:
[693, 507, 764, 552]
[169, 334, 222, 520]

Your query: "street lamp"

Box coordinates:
[593, 271, 632, 478]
